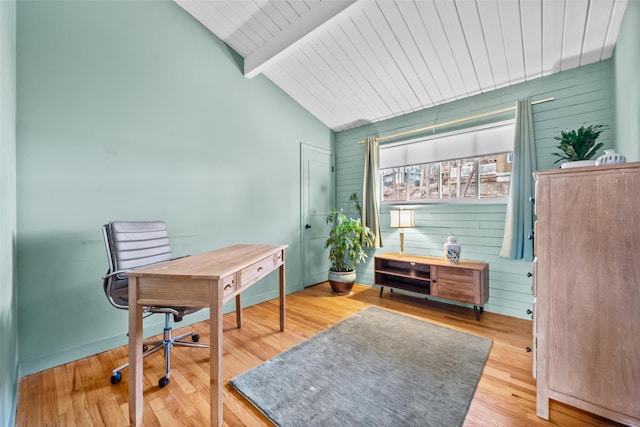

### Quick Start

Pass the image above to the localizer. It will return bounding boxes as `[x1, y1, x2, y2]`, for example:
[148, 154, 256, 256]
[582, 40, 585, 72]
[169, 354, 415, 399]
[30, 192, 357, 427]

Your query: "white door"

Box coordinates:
[301, 144, 333, 287]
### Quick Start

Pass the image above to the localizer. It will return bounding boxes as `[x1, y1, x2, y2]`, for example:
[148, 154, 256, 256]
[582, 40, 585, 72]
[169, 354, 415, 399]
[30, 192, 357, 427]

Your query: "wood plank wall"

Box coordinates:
[334, 60, 614, 320]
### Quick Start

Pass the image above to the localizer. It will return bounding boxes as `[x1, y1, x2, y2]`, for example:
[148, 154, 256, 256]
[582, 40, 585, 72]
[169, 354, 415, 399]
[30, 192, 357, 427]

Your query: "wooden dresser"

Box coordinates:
[533, 163, 640, 425]
[374, 253, 489, 320]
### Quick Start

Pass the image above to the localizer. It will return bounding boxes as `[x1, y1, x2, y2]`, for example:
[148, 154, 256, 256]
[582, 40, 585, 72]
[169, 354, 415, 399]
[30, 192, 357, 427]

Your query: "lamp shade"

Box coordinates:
[390, 209, 415, 228]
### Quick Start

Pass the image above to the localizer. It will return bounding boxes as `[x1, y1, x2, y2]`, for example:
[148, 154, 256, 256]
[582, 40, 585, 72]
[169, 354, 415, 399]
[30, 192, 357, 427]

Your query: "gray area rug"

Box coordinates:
[230, 306, 493, 426]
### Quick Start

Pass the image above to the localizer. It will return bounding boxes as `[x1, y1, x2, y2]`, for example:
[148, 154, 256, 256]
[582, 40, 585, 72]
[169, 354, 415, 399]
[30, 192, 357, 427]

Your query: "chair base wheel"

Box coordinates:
[192, 334, 200, 342]
[159, 376, 170, 388]
[110, 372, 122, 384]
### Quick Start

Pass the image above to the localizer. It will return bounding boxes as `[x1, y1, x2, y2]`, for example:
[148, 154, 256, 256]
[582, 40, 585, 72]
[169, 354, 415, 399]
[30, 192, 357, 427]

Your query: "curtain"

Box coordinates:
[500, 99, 536, 260]
[362, 137, 383, 248]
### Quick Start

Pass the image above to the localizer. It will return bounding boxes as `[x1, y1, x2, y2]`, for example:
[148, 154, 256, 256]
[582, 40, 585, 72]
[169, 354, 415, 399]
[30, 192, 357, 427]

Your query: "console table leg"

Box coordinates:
[473, 306, 480, 321]
[379, 286, 384, 297]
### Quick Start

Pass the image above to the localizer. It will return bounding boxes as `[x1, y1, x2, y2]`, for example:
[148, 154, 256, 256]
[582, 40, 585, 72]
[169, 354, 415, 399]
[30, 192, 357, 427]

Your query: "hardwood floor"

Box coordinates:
[16, 283, 624, 427]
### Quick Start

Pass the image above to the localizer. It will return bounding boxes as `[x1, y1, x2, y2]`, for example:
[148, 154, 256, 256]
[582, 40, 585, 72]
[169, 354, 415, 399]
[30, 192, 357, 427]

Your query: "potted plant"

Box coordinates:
[552, 124, 607, 168]
[324, 193, 375, 295]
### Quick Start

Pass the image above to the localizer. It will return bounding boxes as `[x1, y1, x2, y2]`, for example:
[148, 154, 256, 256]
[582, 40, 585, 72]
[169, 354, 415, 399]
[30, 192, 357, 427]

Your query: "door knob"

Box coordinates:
[305, 224, 312, 229]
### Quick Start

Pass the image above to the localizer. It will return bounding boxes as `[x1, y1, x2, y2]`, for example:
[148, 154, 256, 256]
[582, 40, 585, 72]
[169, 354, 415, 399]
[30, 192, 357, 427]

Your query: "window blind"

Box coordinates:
[380, 120, 515, 169]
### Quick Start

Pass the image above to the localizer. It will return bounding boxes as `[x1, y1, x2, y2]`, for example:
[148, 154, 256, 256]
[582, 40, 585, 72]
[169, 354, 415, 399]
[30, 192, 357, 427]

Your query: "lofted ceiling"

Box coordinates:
[175, 0, 629, 132]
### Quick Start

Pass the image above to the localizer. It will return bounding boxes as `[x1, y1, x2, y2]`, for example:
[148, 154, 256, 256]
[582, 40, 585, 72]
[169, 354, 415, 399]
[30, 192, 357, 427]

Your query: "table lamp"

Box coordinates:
[390, 209, 414, 256]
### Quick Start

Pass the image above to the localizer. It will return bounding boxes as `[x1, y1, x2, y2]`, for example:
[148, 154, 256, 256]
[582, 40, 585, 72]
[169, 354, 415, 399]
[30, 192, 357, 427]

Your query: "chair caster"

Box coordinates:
[110, 372, 122, 384]
[192, 334, 200, 342]
[159, 376, 170, 388]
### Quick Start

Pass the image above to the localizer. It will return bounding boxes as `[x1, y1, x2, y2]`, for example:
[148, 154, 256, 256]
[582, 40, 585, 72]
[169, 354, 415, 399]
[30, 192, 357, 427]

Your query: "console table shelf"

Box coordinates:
[374, 253, 489, 320]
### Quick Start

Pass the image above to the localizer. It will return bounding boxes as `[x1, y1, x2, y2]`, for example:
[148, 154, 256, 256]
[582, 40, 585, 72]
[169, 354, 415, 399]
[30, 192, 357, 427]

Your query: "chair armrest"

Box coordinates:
[102, 269, 130, 280]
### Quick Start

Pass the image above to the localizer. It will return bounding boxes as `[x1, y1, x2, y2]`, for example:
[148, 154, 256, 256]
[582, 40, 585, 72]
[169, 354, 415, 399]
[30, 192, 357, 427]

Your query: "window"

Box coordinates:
[380, 121, 514, 203]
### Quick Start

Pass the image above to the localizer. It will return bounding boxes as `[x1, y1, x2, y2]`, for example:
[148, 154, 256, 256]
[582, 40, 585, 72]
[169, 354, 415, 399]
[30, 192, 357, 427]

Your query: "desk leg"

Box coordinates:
[128, 277, 143, 426]
[210, 279, 223, 427]
[235, 294, 242, 328]
[279, 262, 285, 331]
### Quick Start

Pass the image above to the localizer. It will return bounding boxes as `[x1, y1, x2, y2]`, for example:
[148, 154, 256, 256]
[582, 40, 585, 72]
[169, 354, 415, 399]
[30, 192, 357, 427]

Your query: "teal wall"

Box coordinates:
[0, 0, 18, 425]
[614, 0, 640, 161]
[16, 0, 333, 376]
[6, 0, 639, 422]
[336, 60, 615, 320]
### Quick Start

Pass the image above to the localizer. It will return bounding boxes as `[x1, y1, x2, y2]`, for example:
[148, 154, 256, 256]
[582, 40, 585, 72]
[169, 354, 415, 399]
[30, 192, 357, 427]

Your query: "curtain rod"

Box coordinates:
[358, 97, 554, 144]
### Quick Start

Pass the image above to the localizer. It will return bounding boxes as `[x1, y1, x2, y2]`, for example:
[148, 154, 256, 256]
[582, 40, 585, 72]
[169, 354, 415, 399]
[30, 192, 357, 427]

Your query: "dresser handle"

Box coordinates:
[526, 347, 532, 353]
[224, 283, 233, 290]
[529, 196, 535, 204]
[527, 272, 532, 277]
[257, 266, 263, 272]
[527, 309, 533, 315]
[528, 233, 534, 240]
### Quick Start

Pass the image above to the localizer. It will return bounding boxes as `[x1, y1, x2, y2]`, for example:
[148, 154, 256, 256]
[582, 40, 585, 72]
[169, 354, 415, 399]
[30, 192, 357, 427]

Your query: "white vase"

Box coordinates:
[444, 236, 461, 264]
[595, 149, 626, 166]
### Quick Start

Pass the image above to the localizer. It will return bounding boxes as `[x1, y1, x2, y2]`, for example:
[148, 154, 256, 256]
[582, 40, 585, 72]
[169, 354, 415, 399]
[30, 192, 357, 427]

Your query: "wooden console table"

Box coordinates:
[374, 253, 489, 320]
[126, 243, 287, 427]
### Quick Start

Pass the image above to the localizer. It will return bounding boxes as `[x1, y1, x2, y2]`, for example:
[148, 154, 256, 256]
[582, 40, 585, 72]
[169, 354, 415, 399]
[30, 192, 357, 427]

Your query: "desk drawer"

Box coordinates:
[220, 275, 236, 298]
[238, 252, 282, 290]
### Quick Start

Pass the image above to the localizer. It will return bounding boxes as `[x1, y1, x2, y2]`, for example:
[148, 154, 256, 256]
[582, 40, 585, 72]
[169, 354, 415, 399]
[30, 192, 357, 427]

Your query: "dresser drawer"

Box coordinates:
[238, 252, 282, 290]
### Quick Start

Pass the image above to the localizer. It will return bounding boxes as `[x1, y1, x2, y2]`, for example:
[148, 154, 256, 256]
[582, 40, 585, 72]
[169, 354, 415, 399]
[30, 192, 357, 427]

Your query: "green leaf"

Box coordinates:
[551, 124, 608, 162]
[324, 194, 375, 272]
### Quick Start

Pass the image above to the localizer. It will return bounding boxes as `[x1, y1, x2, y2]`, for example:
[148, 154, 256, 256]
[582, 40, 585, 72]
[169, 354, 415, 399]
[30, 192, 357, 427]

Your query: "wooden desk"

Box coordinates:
[126, 244, 287, 426]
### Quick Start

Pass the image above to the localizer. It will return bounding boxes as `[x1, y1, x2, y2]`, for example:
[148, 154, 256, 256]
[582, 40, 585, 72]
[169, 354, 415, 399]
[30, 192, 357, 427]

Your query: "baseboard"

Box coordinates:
[7, 361, 18, 427]
[19, 288, 285, 377]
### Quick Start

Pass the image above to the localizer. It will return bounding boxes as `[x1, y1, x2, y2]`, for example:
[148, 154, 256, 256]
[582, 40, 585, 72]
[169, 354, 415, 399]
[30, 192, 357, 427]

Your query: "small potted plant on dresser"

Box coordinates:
[324, 193, 375, 295]
[552, 123, 607, 168]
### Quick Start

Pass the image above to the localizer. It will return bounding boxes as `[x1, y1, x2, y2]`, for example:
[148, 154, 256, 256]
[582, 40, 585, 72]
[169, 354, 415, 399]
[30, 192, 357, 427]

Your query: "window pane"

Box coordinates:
[441, 159, 477, 199]
[381, 152, 512, 203]
[408, 163, 440, 200]
[479, 153, 512, 198]
[381, 167, 407, 202]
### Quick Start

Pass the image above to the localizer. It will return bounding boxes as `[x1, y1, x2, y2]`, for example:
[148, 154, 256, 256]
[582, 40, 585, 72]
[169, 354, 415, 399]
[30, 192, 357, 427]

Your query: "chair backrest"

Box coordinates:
[102, 220, 173, 309]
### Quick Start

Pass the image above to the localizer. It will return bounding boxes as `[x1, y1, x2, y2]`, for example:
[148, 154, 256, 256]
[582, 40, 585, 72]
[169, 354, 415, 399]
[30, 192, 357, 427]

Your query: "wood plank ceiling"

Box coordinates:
[175, 0, 629, 132]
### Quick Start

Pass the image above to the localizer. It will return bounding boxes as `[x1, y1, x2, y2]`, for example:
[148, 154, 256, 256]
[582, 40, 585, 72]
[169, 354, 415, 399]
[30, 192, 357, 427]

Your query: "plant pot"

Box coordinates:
[560, 160, 596, 169]
[328, 270, 356, 296]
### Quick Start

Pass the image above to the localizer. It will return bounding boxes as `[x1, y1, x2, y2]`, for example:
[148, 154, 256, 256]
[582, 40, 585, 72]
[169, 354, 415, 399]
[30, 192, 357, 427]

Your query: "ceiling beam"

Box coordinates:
[244, 0, 358, 79]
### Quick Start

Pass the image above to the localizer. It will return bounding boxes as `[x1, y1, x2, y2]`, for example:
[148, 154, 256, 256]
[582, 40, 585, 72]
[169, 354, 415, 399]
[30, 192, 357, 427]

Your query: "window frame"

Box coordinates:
[379, 120, 515, 205]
